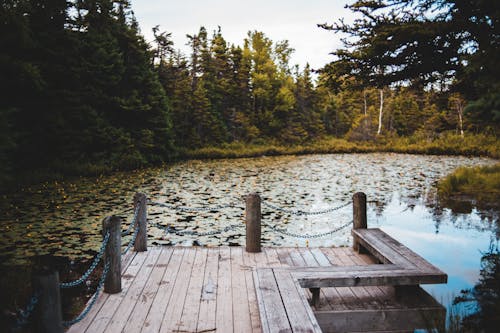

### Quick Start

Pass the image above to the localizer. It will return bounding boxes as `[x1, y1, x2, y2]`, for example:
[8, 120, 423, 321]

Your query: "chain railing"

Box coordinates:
[122, 222, 140, 255]
[14, 291, 40, 329]
[62, 260, 110, 327]
[149, 200, 240, 212]
[17, 191, 361, 329]
[151, 221, 243, 237]
[122, 204, 140, 236]
[60, 232, 110, 289]
[263, 219, 353, 239]
[261, 200, 351, 216]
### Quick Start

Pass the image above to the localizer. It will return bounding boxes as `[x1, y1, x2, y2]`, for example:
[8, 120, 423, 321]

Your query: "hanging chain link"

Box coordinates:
[261, 200, 351, 216]
[122, 204, 141, 236]
[14, 291, 40, 329]
[62, 260, 110, 327]
[263, 219, 353, 239]
[60, 232, 110, 288]
[149, 200, 240, 212]
[122, 222, 140, 255]
[151, 222, 243, 237]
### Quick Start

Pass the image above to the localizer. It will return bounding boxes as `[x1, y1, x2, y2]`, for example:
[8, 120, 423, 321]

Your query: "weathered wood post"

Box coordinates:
[102, 215, 121, 294]
[246, 193, 261, 253]
[33, 269, 63, 333]
[133, 192, 148, 252]
[352, 192, 367, 252]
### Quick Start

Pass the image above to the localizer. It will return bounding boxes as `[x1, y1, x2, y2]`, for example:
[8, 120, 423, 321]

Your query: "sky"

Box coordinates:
[131, 0, 356, 71]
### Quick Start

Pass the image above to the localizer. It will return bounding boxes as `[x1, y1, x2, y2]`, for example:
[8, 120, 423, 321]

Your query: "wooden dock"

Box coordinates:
[67, 244, 445, 333]
[27, 192, 446, 332]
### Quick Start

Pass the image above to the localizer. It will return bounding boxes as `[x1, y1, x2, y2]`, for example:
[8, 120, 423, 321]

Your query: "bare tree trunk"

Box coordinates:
[377, 89, 384, 135]
[450, 93, 465, 138]
[363, 90, 367, 116]
[458, 111, 464, 137]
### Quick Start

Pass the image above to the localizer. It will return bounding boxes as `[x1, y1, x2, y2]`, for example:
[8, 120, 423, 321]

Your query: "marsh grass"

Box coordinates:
[182, 133, 500, 160]
[438, 163, 500, 207]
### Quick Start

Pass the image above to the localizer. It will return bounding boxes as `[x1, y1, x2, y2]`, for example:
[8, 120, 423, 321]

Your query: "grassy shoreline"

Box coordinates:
[5, 133, 499, 192]
[438, 163, 500, 209]
[181, 134, 500, 160]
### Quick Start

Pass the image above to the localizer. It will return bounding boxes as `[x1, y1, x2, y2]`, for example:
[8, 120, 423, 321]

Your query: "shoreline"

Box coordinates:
[5, 134, 499, 192]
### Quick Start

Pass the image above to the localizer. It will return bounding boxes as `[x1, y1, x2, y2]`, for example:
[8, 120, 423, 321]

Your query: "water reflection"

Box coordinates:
[453, 243, 500, 332]
[0, 153, 498, 326]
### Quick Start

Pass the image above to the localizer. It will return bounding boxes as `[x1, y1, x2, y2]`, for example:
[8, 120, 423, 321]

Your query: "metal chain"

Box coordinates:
[122, 222, 140, 255]
[14, 291, 39, 329]
[62, 260, 110, 327]
[263, 219, 353, 239]
[60, 232, 110, 288]
[262, 200, 351, 216]
[149, 200, 240, 212]
[151, 222, 243, 237]
[122, 204, 140, 236]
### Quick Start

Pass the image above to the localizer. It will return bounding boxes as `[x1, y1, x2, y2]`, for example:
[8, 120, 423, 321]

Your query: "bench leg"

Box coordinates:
[309, 288, 320, 308]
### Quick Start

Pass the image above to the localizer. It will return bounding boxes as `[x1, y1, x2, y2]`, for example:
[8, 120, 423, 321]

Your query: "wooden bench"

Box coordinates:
[254, 228, 447, 333]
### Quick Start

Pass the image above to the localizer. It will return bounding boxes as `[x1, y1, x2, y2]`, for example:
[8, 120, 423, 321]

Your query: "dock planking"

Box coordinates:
[68, 246, 384, 333]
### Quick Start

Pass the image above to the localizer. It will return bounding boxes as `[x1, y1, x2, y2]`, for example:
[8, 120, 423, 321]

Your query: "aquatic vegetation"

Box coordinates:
[438, 163, 500, 209]
[182, 133, 500, 160]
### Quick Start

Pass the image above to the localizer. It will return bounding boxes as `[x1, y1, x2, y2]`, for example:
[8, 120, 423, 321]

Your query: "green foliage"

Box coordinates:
[0, 0, 175, 189]
[438, 163, 500, 205]
[320, 0, 500, 131]
[1, 0, 498, 190]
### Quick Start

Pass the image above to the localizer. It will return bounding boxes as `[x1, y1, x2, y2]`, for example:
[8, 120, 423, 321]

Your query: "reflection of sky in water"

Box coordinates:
[1, 152, 498, 320]
[370, 194, 497, 315]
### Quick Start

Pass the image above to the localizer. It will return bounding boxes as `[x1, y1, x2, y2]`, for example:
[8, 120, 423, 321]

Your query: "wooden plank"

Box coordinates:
[315, 286, 446, 333]
[242, 248, 262, 333]
[288, 248, 307, 267]
[177, 248, 208, 332]
[142, 248, 185, 333]
[105, 247, 161, 332]
[276, 248, 294, 266]
[298, 248, 319, 267]
[84, 251, 149, 333]
[322, 247, 345, 266]
[353, 229, 447, 283]
[67, 251, 137, 333]
[159, 248, 196, 332]
[352, 229, 413, 267]
[254, 268, 291, 332]
[231, 247, 252, 333]
[298, 248, 332, 310]
[263, 247, 281, 266]
[315, 307, 446, 333]
[337, 247, 379, 310]
[124, 247, 173, 333]
[253, 250, 270, 268]
[274, 270, 322, 333]
[294, 266, 442, 288]
[216, 247, 233, 332]
[197, 247, 219, 333]
[346, 246, 389, 302]
[369, 228, 446, 275]
[320, 247, 363, 310]
[310, 248, 333, 267]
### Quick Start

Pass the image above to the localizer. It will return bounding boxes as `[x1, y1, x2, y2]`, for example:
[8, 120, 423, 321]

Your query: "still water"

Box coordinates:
[1, 153, 498, 313]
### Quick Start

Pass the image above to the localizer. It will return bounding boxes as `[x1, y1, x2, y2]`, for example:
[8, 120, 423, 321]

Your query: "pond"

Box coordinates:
[0, 153, 498, 323]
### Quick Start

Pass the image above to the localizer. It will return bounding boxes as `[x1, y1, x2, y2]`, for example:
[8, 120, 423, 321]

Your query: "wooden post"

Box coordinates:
[102, 215, 121, 294]
[352, 192, 367, 252]
[33, 269, 63, 333]
[246, 193, 261, 253]
[133, 192, 148, 252]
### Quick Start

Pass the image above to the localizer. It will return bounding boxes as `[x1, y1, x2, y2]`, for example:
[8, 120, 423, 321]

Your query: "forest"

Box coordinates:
[1, 0, 499, 189]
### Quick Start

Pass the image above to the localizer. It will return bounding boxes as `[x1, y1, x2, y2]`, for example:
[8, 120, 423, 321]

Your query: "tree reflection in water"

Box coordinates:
[454, 242, 500, 332]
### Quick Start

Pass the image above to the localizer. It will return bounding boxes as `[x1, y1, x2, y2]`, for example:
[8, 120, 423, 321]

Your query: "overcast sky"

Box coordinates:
[131, 0, 355, 71]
